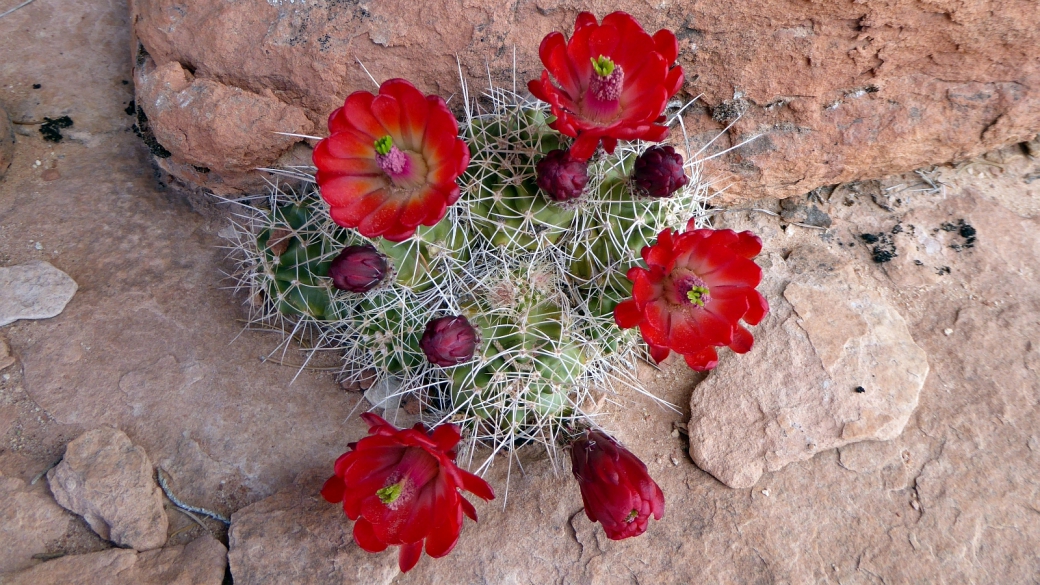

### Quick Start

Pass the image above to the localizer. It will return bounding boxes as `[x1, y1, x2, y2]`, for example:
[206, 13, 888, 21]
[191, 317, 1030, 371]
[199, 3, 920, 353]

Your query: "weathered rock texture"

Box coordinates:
[0, 261, 77, 327]
[133, 57, 314, 193]
[128, 0, 1040, 198]
[0, 105, 13, 180]
[688, 247, 929, 488]
[228, 478, 399, 585]
[47, 427, 168, 550]
[0, 534, 227, 585]
[0, 473, 73, 574]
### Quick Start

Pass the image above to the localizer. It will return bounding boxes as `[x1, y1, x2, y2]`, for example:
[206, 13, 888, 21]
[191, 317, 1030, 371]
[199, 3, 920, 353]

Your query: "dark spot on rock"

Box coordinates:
[937, 266, 951, 275]
[860, 232, 897, 263]
[39, 116, 73, 142]
[891, 224, 903, 234]
[914, 259, 924, 266]
[855, 386, 866, 393]
[124, 100, 136, 116]
[712, 98, 749, 123]
[122, 80, 130, 85]
[941, 222, 958, 232]
[32, 83, 41, 89]
[192, 165, 210, 174]
[131, 106, 172, 158]
[959, 223, 976, 239]
[872, 248, 896, 263]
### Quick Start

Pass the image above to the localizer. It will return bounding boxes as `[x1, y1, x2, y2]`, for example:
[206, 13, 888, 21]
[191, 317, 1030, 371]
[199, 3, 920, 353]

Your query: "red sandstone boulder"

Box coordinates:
[129, 0, 1040, 199]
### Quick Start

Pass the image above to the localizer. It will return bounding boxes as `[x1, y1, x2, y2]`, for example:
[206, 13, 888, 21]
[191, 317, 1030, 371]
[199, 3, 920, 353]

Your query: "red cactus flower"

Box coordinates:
[614, 224, 769, 371]
[527, 12, 684, 161]
[313, 79, 470, 242]
[322, 413, 494, 572]
[571, 429, 664, 540]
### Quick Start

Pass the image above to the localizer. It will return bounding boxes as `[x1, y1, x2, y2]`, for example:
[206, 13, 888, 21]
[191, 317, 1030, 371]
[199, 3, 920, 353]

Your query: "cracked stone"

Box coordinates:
[0, 534, 226, 585]
[47, 427, 169, 550]
[688, 247, 929, 488]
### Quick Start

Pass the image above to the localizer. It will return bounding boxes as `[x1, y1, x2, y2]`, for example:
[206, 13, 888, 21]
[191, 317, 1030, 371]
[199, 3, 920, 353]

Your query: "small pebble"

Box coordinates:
[669, 455, 680, 466]
[761, 489, 770, 497]
[670, 428, 680, 438]
[943, 328, 953, 336]
[34, 242, 43, 251]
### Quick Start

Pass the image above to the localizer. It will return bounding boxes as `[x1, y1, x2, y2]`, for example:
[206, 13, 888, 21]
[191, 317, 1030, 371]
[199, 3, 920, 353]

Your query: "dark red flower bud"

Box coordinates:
[420, 315, 478, 367]
[536, 149, 589, 202]
[633, 145, 688, 198]
[328, 244, 388, 293]
[570, 429, 664, 540]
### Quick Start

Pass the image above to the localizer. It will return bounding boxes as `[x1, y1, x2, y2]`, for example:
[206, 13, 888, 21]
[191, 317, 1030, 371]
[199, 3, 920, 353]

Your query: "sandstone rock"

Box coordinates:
[47, 427, 168, 550]
[0, 261, 78, 327]
[0, 105, 13, 180]
[0, 473, 73, 574]
[0, 335, 14, 371]
[128, 0, 1040, 199]
[228, 480, 399, 585]
[0, 534, 227, 585]
[133, 56, 314, 195]
[687, 247, 929, 488]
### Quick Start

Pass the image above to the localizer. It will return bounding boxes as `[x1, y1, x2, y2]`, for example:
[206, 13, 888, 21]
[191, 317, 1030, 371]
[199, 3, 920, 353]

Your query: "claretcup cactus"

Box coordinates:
[224, 74, 711, 474]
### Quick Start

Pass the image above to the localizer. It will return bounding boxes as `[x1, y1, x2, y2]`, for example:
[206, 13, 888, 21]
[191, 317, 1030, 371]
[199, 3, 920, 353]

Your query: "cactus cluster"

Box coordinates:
[224, 80, 710, 471]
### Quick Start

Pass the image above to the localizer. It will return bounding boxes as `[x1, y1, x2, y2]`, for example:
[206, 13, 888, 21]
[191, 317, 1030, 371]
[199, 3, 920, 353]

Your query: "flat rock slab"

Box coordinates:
[0, 534, 227, 585]
[688, 247, 929, 488]
[47, 427, 168, 550]
[0, 261, 77, 327]
[228, 480, 399, 585]
[0, 473, 73, 574]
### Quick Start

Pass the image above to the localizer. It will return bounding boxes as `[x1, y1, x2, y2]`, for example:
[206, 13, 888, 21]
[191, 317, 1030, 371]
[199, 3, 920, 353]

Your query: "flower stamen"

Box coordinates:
[589, 58, 624, 103]
[377, 480, 406, 505]
[374, 135, 394, 155]
[590, 55, 615, 77]
[675, 275, 711, 307]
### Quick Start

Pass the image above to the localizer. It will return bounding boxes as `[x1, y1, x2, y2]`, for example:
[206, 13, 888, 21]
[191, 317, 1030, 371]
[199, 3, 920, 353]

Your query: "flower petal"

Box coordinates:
[652, 29, 679, 65]
[353, 517, 388, 553]
[683, 346, 718, 371]
[358, 198, 406, 238]
[728, 324, 754, 354]
[568, 132, 601, 161]
[429, 423, 462, 452]
[320, 475, 346, 503]
[318, 175, 387, 209]
[743, 290, 769, 326]
[381, 78, 430, 150]
[342, 91, 387, 139]
[456, 468, 495, 501]
[398, 541, 424, 572]
[460, 496, 478, 522]
[614, 299, 642, 329]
